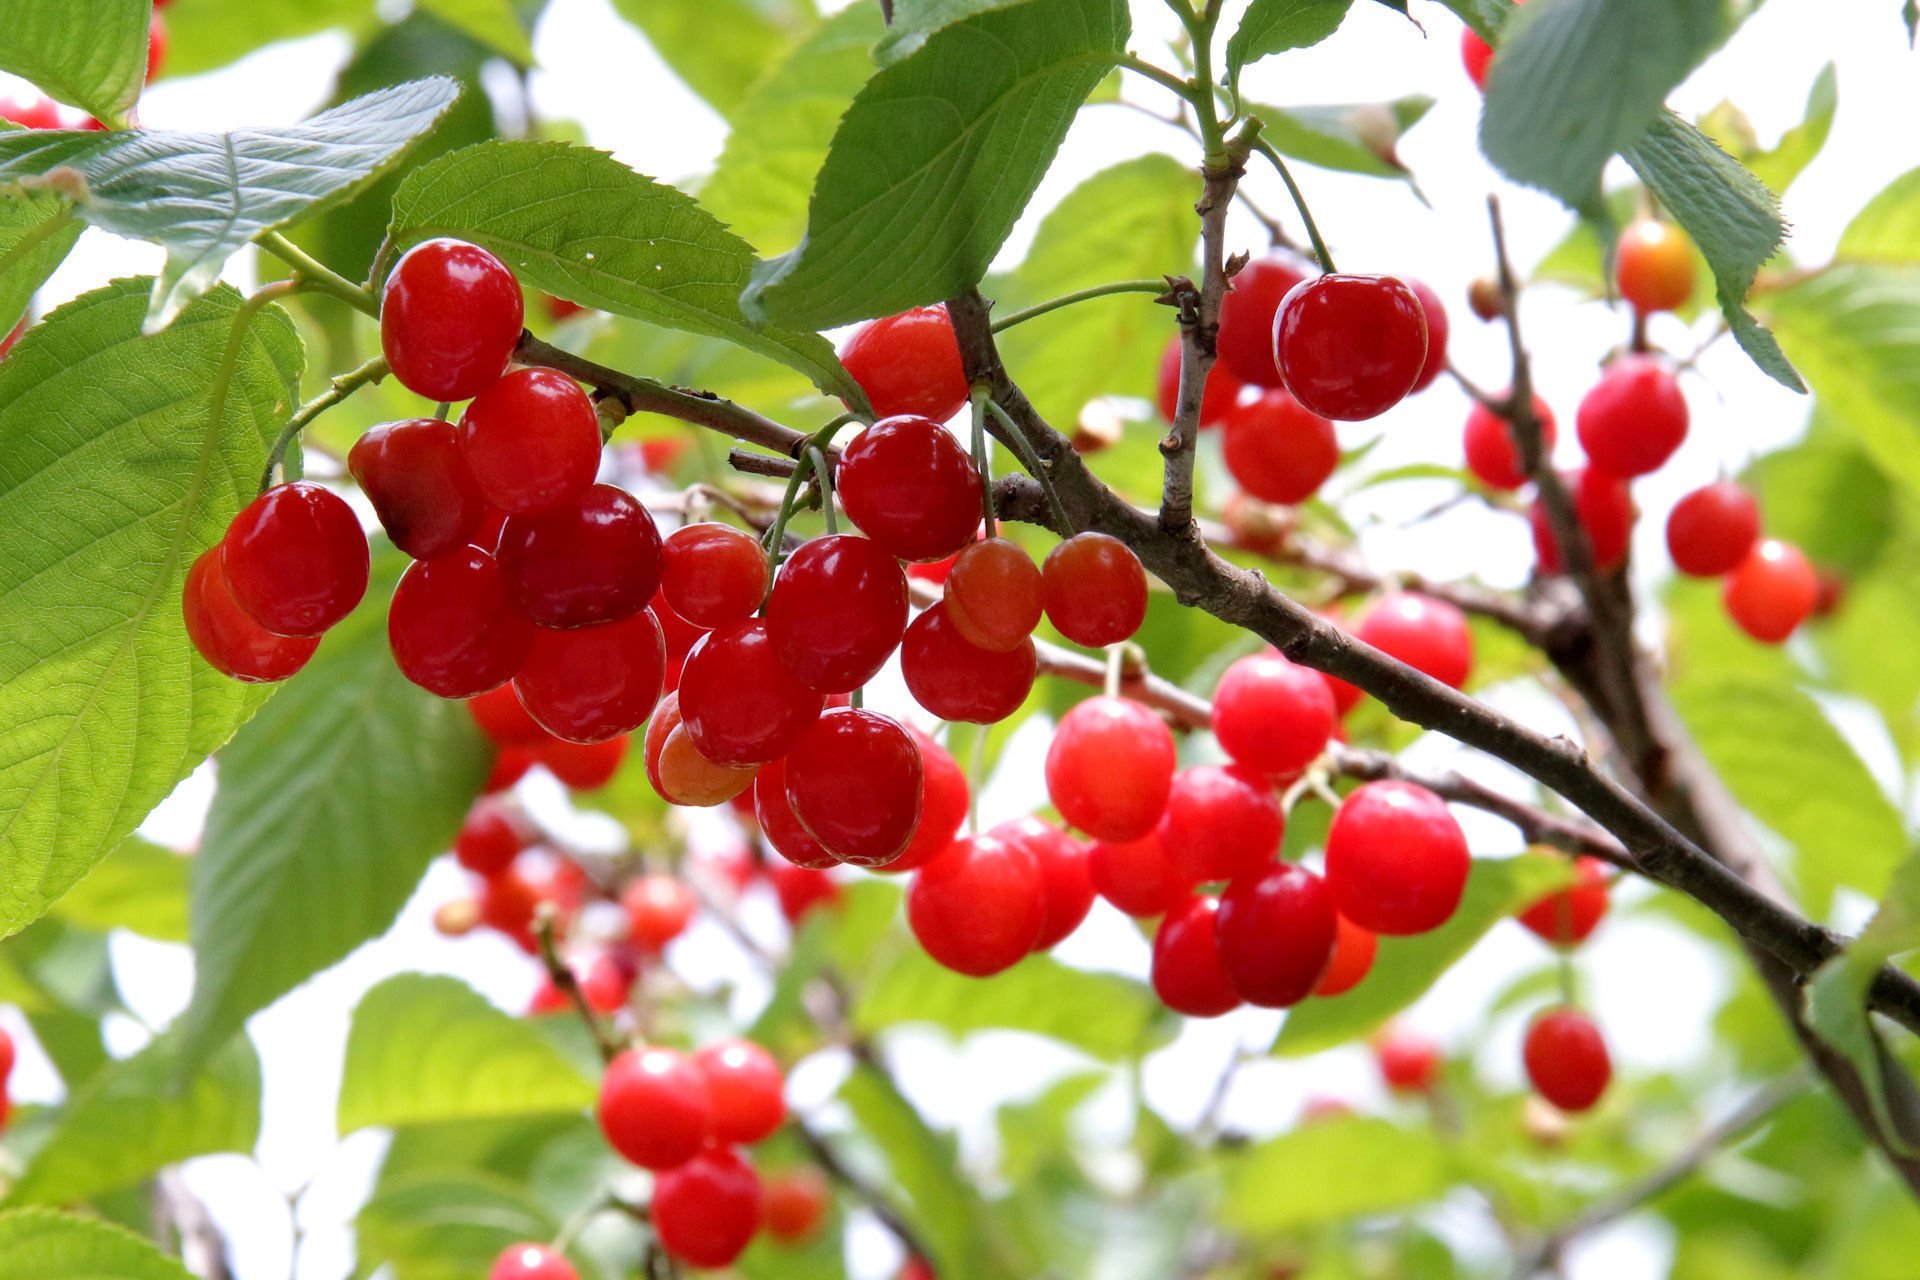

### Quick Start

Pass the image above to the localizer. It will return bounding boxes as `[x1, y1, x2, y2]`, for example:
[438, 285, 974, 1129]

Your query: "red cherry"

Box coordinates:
[661, 523, 768, 629]
[1218, 254, 1311, 387]
[784, 709, 923, 867]
[835, 415, 984, 562]
[499, 485, 662, 629]
[652, 1146, 762, 1269]
[512, 611, 665, 743]
[1156, 335, 1243, 426]
[1214, 861, 1336, 1008]
[1523, 1007, 1611, 1112]
[348, 418, 488, 560]
[906, 548, 960, 586]
[380, 239, 523, 402]
[1089, 824, 1190, 917]
[0, 319, 25, 360]
[1313, 914, 1377, 997]
[454, 799, 530, 876]
[1462, 394, 1556, 491]
[1045, 696, 1176, 842]
[0, 1023, 16, 1084]
[945, 538, 1044, 652]
[1405, 279, 1449, 394]
[1212, 652, 1336, 775]
[0, 93, 62, 130]
[1666, 481, 1760, 578]
[753, 757, 839, 869]
[1354, 593, 1473, 690]
[146, 13, 168, 80]
[1575, 355, 1688, 478]
[1160, 765, 1283, 883]
[840, 305, 969, 423]
[1530, 468, 1636, 574]
[1325, 781, 1470, 935]
[901, 602, 1037, 724]
[767, 535, 909, 692]
[1274, 275, 1428, 421]
[483, 748, 536, 794]
[477, 867, 542, 952]
[694, 1039, 786, 1144]
[470, 683, 550, 746]
[679, 619, 825, 765]
[1616, 220, 1695, 315]
[182, 548, 320, 682]
[768, 862, 841, 923]
[1041, 533, 1148, 647]
[882, 728, 969, 874]
[222, 482, 369, 637]
[488, 1243, 578, 1280]
[458, 369, 601, 516]
[580, 950, 638, 1013]
[1375, 1026, 1441, 1093]
[1150, 895, 1241, 1017]
[1461, 26, 1493, 89]
[761, 1168, 831, 1245]
[907, 834, 1045, 977]
[1221, 390, 1339, 505]
[624, 875, 695, 951]
[1516, 857, 1610, 946]
[388, 547, 534, 699]
[598, 1045, 712, 1169]
[538, 734, 627, 790]
[646, 692, 759, 807]
[991, 816, 1093, 951]
[1723, 538, 1818, 643]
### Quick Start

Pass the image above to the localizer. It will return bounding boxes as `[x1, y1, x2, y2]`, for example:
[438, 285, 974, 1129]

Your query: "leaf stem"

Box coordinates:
[255, 230, 379, 318]
[988, 279, 1167, 333]
[260, 355, 390, 493]
[1117, 53, 1198, 103]
[1249, 137, 1337, 273]
[987, 399, 1071, 534]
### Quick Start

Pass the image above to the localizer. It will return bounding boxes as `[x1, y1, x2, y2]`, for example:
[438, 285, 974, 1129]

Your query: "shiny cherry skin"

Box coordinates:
[907, 834, 1045, 977]
[1215, 861, 1336, 1008]
[1217, 254, 1311, 387]
[1530, 468, 1635, 574]
[769, 861, 841, 923]
[499, 485, 661, 628]
[539, 734, 627, 790]
[488, 1243, 578, 1280]
[660, 523, 767, 628]
[380, 238, 523, 402]
[222, 482, 369, 637]
[679, 619, 825, 765]
[766, 534, 909, 692]
[785, 708, 923, 867]
[652, 1145, 762, 1269]
[182, 548, 320, 682]
[454, 798, 529, 876]
[1575, 355, 1688, 478]
[512, 610, 665, 743]
[753, 758, 839, 869]
[624, 875, 696, 951]
[457, 369, 601, 516]
[388, 547, 534, 699]
[1212, 652, 1336, 775]
[1723, 538, 1818, 643]
[1517, 857, 1610, 946]
[1089, 823, 1191, 917]
[1156, 335, 1243, 426]
[836, 415, 984, 562]
[1325, 781, 1470, 936]
[1313, 914, 1378, 997]
[839, 305, 969, 423]
[1042, 533, 1148, 648]
[1616, 219, 1695, 315]
[1666, 480, 1760, 577]
[1405, 279, 1449, 393]
[761, 1168, 831, 1244]
[882, 728, 969, 874]
[1160, 765, 1284, 883]
[1524, 1007, 1611, 1112]
[694, 1038, 786, 1144]
[598, 1045, 712, 1170]
[945, 538, 1044, 652]
[1045, 695, 1176, 842]
[1274, 274, 1428, 421]
[991, 816, 1093, 951]
[1462, 394, 1556, 491]
[1461, 26, 1493, 89]
[1221, 390, 1339, 505]
[1151, 895, 1241, 1018]
[1375, 1026, 1441, 1093]
[646, 692, 759, 806]
[349, 418, 488, 560]
[1354, 593, 1473, 690]
[901, 602, 1036, 724]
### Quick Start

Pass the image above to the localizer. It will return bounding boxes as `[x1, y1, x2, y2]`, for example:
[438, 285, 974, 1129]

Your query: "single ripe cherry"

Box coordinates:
[900, 602, 1036, 724]
[1375, 1026, 1441, 1093]
[1523, 1007, 1611, 1112]
[1089, 823, 1191, 917]
[222, 482, 368, 637]
[454, 798, 530, 876]
[483, 749, 536, 794]
[1045, 696, 1176, 842]
[1160, 765, 1284, 883]
[488, 1243, 578, 1280]
[1324, 781, 1470, 936]
[678, 619, 825, 765]
[883, 728, 969, 874]
[1723, 538, 1818, 643]
[1575, 355, 1688, 478]
[1221, 390, 1340, 506]
[761, 1168, 831, 1245]
[836, 415, 984, 562]
[1274, 275, 1428, 421]
[652, 1146, 762, 1269]
[694, 1038, 786, 1144]
[660, 523, 768, 628]
[1405, 279, 1449, 394]
[1462, 394, 1556, 491]
[1666, 480, 1760, 578]
[380, 238, 523, 402]
[348, 418, 488, 560]
[182, 548, 320, 682]
[1041, 533, 1148, 648]
[839, 305, 970, 423]
[0, 92, 62, 130]
[1461, 26, 1493, 89]
[1615, 219, 1696, 315]
[498, 484, 661, 628]
[945, 538, 1044, 652]
[1212, 652, 1336, 776]
[1517, 857, 1610, 946]
[1156, 335, 1243, 426]
[579, 950, 638, 1013]
[1217, 254, 1311, 388]
[458, 369, 602, 516]
[598, 1045, 711, 1169]
[991, 816, 1093, 951]
[766, 534, 909, 692]
[907, 834, 1045, 977]
[512, 610, 665, 743]
[1214, 861, 1336, 1008]
[624, 875, 696, 951]
[1150, 894, 1241, 1018]
[1530, 468, 1636, 574]
[770, 862, 843, 926]
[785, 708, 924, 867]
[753, 758, 839, 869]
[478, 867, 541, 951]
[388, 547, 534, 699]
[539, 734, 627, 790]
[1313, 914, 1377, 997]
[1355, 593, 1473, 690]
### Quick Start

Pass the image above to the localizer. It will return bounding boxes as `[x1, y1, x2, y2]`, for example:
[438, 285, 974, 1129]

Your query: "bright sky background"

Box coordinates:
[4, 1, 1918, 1277]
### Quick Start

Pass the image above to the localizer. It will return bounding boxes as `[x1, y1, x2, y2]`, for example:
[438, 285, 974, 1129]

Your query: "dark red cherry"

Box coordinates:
[1723, 538, 1818, 643]
[1274, 274, 1427, 421]
[388, 547, 533, 698]
[1530, 468, 1635, 574]
[1575, 355, 1687, 478]
[1666, 481, 1760, 578]
[1354, 593, 1473, 690]
[348, 418, 488, 560]
[1516, 857, 1610, 946]
[1156, 334, 1243, 426]
[652, 1146, 762, 1269]
[784, 709, 924, 868]
[1041, 533, 1148, 647]
[477, 866, 542, 952]
[499, 484, 662, 628]
[222, 482, 368, 637]
[907, 834, 1045, 977]
[597, 1045, 711, 1170]
[693, 1039, 786, 1144]
[1324, 781, 1470, 936]
[1524, 1008, 1611, 1112]
[1089, 823, 1191, 917]
[1405, 278, 1448, 393]
[1160, 765, 1284, 883]
[380, 238, 523, 403]
[1212, 652, 1336, 775]
[457, 368, 601, 516]
[839, 305, 970, 423]
[900, 602, 1036, 724]
[1151, 895, 1241, 1017]
[678, 619, 825, 765]
[454, 798, 530, 876]
[753, 757, 839, 869]
[183, 548, 321, 682]
[991, 816, 1093, 951]
[1215, 861, 1336, 1008]
[1221, 390, 1339, 505]
[1045, 696, 1175, 842]
[835, 415, 983, 562]
[1462, 394, 1556, 491]
[766, 535, 909, 692]
[1218, 254, 1311, 388]
[511, 610, 664, 743]
[1313, 914, 1377, 996]
[489, 1243, 578, 1280]
[945, 537, 1044, 652]
[883, 728, 969, 874]
[660, 523, 768, 628]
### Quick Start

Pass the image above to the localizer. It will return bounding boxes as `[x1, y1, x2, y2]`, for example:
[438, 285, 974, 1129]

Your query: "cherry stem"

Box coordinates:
[970, 383, 998, 539]
[1103, 644, 1125, 698]
[260, 353, 390, 493]
[433, 401, 451, 421]
[988, 279, 1167, 334]
[807, 446, 837, 535]
[761, 450, 816, 573]
[1249, 137, 1336, 274]
[986, 399, 1072, 534]
[1557, 951, 1578, 1006]
[254, 230, 379, 318]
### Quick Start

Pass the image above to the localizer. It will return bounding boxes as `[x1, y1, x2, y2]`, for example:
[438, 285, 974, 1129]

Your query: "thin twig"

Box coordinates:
[260, 355, 389, 492]
[792, 1114, 936, 1265]
[535, 911, 621, 1064]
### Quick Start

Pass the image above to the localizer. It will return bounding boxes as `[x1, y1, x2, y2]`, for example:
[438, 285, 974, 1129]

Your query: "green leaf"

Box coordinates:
[1821, 563, 1920, 752]
[177, 549, 491, 1076]
[385, 139, 859, 404]
[6, 1032, 261, 1205]
[0, 0, 149, 124]
[1429, 0, 1509, 43]
[156, 0, 378, 80]
[607, 0, 815, 119]
[1274, 854, 1569, 1055]
[874, 0, 1035, 65]
[1222, 1116, 1451, 1233]
[742, 0, 1130, 330]
[339, 974, 596, 1133]
[0, 279, 300, 941]
[1226, 0, 1353, 77]
[1839, 164, 1920, 265]
[45, 835, 189, 943]
[26, 1010, 110, 1089]
[0, 191, 83, 335]
[0, 1208, 196, 1280]
[355, 1171, 563, 1280]
[0, 78, 461, 329]
[416, 0, 535, 64]
[1254, 95, 1433, 181]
